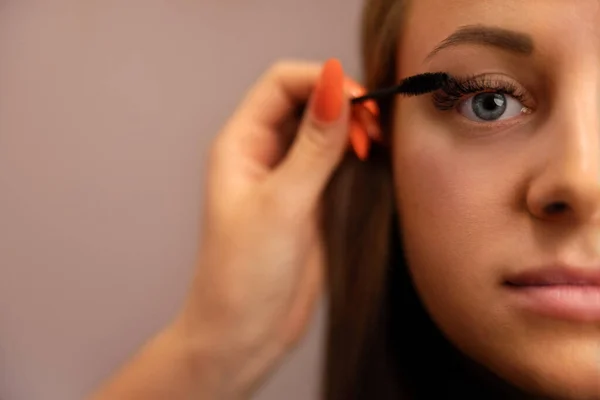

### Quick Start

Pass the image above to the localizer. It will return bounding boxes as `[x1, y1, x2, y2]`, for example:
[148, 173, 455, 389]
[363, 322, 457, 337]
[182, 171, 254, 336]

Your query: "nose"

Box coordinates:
[526, 96, 600, 223]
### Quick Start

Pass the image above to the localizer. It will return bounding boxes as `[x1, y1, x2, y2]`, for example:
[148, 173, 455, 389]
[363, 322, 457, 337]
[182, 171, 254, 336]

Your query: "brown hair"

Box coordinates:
[321, 1, 411, 398]
[321, 1, 524, 398]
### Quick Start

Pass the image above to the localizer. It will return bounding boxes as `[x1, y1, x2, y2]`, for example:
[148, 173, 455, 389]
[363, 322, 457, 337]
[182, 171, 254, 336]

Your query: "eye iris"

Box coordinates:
[472, 93, 507, 120]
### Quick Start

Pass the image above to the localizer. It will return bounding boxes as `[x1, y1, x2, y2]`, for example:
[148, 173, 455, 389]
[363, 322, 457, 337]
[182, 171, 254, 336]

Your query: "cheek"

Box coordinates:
[393, 128, 495, 270]
[390, 112, 520, 324]
[393, 137, 481, 287]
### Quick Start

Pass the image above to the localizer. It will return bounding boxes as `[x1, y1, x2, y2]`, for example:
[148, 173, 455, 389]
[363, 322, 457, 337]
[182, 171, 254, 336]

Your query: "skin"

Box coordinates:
[89, 62, 377, 399]
[393, 1, 600, 399]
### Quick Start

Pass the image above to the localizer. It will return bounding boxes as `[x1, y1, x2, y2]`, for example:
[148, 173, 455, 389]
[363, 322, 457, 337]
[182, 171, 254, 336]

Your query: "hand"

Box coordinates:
[172, 59, 378, 397]
[88, 59, 379, 400]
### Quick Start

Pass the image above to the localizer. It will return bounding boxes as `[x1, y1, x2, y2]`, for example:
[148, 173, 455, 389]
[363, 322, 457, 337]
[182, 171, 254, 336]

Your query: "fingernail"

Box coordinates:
[344, 80, 380, 117]
[354, 105, 382, 142]
[349, 118, 370, 160]
[310, 59, 345, 123]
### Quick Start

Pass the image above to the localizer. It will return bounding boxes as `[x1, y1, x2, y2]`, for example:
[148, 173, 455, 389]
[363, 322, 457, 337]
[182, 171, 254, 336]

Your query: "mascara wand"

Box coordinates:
[295, 72, 451, 119]
[290, 71, 453, 159]
[350, 72, 452, 104]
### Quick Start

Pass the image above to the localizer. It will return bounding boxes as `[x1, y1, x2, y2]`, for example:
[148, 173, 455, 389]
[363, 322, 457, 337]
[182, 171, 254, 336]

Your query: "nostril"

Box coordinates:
[543, 201, 569, 215]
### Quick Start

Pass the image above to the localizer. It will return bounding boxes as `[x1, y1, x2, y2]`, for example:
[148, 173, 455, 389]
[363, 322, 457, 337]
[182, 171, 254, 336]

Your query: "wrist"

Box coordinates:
[88, 319, 235, 400]
[164, 317, 242, 399]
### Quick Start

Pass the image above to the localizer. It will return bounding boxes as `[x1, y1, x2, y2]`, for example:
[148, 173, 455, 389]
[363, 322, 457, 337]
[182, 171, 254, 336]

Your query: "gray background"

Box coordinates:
[0, 1, 363, 399]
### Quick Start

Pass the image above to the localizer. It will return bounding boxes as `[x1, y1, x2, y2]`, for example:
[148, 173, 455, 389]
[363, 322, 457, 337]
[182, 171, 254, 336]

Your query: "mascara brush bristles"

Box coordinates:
[351, 72, 451, 104]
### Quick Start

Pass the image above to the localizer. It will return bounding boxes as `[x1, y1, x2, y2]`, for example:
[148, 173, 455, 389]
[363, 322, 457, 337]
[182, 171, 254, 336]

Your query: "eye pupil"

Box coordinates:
[472, 93, 507, 120]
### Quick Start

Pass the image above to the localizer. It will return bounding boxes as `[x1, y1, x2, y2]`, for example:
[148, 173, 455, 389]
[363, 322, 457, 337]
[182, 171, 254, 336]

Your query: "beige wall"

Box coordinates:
[0, 1, 362, 399]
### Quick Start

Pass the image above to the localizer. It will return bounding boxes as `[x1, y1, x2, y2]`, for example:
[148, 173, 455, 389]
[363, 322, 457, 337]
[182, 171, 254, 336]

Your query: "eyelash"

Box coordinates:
[432, 75, 531, 112]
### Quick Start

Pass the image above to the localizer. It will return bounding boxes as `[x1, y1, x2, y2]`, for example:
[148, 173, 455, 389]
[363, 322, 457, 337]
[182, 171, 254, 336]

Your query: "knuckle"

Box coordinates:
[264, 59, 322, 83]
[303, 133, 329, 158]
[265, 60, 294, 80]
[301, 124, 339, 155]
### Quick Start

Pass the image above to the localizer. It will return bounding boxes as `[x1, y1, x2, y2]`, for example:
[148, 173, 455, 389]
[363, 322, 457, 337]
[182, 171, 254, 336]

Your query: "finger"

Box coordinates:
[213, 61, 371, 184]
[211, 61, 330, 187]
[269, 59, 350, 205]
[217, 61, 368, 163]
[349, 116, 370, 161]
[353, 105, 382, 142]
[231, 61, 324, 132]
[344, 79, 379, 116]
[208, 61, 326, 198]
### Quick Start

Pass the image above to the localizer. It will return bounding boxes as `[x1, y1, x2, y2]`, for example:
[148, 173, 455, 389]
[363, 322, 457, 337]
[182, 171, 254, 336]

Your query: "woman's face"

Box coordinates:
[393, 1, 600, 398]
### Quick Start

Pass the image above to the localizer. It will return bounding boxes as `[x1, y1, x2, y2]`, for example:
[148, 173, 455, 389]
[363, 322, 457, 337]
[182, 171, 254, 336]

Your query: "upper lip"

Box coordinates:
[505, 265, 600, 286]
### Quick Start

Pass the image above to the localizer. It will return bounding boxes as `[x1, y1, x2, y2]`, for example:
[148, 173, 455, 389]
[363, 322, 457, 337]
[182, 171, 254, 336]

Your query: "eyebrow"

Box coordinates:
[426, 25, 535, 60]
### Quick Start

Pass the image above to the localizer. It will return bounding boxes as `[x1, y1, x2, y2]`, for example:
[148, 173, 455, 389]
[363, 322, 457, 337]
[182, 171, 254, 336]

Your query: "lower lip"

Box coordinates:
[505, 284, 600, 322]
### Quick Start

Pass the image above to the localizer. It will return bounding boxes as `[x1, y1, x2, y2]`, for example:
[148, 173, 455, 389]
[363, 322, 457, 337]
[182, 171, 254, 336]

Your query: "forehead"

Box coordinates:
[397, 0, 600, 74]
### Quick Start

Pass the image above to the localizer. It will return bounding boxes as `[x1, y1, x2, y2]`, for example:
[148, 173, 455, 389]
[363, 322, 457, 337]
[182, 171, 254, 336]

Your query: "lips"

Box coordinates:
[504, 265, 600, 322]
[505, 266, 600, 287]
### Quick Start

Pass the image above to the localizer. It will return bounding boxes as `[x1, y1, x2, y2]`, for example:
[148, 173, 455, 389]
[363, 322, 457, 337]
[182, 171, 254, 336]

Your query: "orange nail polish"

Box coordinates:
[362, 100, 380, 117]
[353, 105, 382, 142]
[311, 59, 345, 123]
[344, 79, 380, 116]
[349, 118, 370, 160]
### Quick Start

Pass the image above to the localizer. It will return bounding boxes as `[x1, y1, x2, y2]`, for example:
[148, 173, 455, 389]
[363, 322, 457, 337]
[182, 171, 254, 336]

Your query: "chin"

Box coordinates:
[462, 330, 600, 400]
[501, 363, 600, 400]
[421, 292, 600, 400]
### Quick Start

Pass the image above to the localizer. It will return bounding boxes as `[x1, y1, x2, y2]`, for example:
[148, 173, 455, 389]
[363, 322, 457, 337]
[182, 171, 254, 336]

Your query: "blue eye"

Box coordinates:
[459, 92, 524, 122]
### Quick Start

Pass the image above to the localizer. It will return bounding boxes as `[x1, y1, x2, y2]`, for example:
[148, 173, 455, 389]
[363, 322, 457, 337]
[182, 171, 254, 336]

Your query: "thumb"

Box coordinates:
[270, 59, 350, 202]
